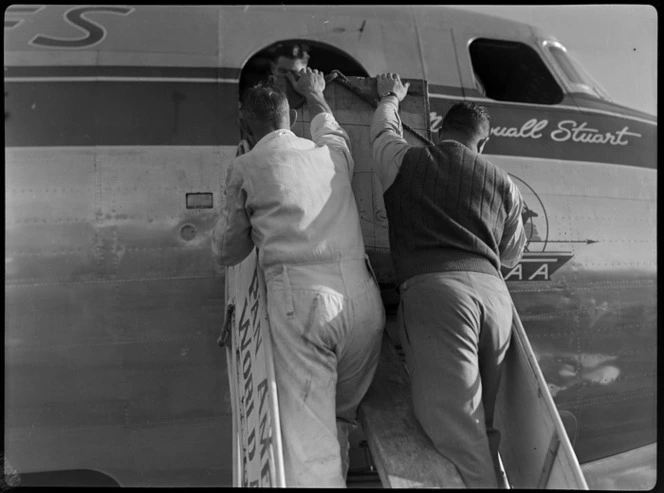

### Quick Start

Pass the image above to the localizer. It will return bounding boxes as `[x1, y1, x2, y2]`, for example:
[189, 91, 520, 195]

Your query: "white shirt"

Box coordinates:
[370, 97, 527, 269]
[212, 112, 366, 270]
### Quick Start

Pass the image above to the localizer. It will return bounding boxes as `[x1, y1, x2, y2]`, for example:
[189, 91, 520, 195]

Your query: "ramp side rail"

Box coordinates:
[359, 304, 589, 489]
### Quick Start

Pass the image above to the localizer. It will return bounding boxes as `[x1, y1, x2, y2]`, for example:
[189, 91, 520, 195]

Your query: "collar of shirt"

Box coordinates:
[439, 139, 475, 151]
[439, 139, 462, 146]
[253, 128, 295, 150]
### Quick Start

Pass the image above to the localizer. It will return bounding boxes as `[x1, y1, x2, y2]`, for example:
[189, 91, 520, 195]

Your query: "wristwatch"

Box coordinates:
[379, 91, 398, 100]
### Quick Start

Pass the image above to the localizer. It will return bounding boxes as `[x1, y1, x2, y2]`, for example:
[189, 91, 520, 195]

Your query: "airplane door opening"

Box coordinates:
[239, 39, 369, 100]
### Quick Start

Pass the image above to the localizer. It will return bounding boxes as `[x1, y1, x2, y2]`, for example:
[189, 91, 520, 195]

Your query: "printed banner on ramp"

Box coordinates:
[226, 250, 285, 487]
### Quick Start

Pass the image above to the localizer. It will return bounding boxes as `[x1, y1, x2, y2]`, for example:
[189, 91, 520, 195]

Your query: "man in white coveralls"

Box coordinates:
[212, 68, 385, 487]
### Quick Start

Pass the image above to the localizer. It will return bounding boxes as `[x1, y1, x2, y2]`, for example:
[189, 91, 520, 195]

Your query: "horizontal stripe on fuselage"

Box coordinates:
[4, 68, 656, 169]
[5, 79, 241, 146]
[4, 65, 241, 80]
[428, 99, 655, 169]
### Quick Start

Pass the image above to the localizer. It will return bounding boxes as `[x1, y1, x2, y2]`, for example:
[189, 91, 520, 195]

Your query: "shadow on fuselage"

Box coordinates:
[15, 469, 121, 487]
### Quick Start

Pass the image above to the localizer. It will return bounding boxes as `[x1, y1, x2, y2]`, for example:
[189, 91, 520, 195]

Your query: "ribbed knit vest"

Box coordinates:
[383, 140, 514, 285]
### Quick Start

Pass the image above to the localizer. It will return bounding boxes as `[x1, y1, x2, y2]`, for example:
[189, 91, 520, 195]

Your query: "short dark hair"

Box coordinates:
[240, 81, 289, 122]
[272, 42, 311, 63]
[440, 102, 491, 137]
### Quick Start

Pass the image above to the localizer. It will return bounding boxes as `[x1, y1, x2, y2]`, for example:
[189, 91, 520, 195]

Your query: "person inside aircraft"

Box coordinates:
[239, 42, 311, 102]
[212, 69, 385, 487]
[369, 73, 527, 488]
[236, 43, 311, 156]
[239, 40, 369, 103]
[269, 42, 311, 110]
[270, 42, 311, 79]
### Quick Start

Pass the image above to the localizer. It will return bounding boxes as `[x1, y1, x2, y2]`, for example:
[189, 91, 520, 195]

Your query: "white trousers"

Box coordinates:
[264, 259, 385, 487]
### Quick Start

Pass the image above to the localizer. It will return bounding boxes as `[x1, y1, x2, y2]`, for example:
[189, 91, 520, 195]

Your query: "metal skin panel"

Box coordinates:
[5, 148, 97, 283]
[486, 155, 657, 463]
[5, 281, 234, 486]
[5, 146, 237, 486]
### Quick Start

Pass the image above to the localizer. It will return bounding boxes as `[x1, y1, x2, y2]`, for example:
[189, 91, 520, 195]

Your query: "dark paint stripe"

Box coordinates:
[429, 98, 656, 169]
[4, 78, 656, 170]
[4, 66, 652, 123]
[4, 81, 240, 146]
[4, 20, 21, 28]
[4, 65, 241, 80]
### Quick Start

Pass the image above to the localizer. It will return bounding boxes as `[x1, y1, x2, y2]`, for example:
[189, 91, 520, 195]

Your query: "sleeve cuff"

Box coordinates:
[310, 112, 335, 132]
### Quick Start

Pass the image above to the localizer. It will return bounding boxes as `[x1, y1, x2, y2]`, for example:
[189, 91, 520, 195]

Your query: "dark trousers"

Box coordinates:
[397, 271, 512, 488]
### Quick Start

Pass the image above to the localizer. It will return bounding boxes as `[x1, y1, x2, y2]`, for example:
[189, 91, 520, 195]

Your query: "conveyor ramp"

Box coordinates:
[358, 306, 589, 488]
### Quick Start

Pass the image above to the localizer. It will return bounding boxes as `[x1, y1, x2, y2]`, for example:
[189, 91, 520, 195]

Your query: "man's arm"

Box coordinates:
[211, 159, 254, 269]
[499, 180, 527, 268]
[371, 73, 412, 192]
[287, 68, 332, 117]
[310, 112, 354, 173]
[289, 68, 354, 174]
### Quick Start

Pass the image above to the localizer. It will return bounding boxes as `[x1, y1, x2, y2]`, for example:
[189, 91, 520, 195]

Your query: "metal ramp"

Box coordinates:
[494, 303, 588, 489]
[358, 316, 465, 488]
[358, 305, 589, 489]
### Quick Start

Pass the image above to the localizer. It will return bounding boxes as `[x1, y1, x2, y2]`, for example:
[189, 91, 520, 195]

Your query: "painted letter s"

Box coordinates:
[30, 6, 133, 49]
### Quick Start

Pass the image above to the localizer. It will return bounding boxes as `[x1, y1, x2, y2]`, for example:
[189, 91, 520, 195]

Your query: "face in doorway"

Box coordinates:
[271, 56, 308, 79]
[270, 56, 308, 104]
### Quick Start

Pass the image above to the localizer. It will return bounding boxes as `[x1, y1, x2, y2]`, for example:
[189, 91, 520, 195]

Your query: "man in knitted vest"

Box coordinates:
[370, 73, 527, 488]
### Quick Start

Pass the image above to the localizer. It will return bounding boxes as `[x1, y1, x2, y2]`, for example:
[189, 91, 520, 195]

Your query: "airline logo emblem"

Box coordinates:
[500, 175, 593, 282]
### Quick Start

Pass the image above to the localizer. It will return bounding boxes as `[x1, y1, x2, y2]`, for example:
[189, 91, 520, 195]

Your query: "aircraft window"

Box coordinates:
[239, 39, 369, 101]
[469, 38, 564, 105]
[546, 42, 613, 102]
